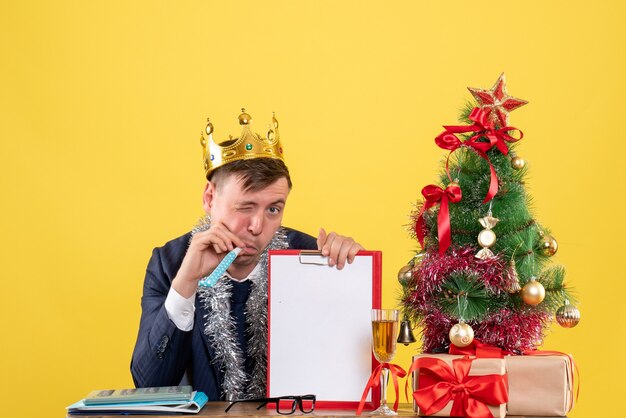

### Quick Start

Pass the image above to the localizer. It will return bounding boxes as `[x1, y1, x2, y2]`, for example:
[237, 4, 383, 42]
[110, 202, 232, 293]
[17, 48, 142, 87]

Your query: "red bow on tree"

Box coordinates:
[415, 183, 462, 255]
[408, 356, 508, 418]
[434, 108, 523, 203]
[448, 339, 511, 358]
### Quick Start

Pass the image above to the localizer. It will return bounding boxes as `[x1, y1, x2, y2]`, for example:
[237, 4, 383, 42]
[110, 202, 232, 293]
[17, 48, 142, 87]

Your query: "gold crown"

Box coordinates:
[200, 108, 285, 178]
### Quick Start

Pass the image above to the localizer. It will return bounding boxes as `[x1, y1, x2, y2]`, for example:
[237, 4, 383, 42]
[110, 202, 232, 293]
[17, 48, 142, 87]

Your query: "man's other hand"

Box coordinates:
[316, 228, 364, 270]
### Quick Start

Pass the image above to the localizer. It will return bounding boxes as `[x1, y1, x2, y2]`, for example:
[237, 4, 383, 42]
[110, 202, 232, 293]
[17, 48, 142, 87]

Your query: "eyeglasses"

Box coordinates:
[225, 394, 316, 415]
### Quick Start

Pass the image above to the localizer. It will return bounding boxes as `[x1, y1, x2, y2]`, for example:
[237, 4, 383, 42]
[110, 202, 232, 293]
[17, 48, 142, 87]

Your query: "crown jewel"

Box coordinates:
[200, 108, 285, 178]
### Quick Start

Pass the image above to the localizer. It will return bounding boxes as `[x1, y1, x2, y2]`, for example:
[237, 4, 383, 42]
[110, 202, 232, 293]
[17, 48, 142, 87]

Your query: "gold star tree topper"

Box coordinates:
[467, 73, 528, 128]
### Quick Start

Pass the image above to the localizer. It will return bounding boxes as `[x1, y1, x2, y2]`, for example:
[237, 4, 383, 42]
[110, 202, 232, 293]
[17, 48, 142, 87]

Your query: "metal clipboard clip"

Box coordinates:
[298, 250, 330, 266]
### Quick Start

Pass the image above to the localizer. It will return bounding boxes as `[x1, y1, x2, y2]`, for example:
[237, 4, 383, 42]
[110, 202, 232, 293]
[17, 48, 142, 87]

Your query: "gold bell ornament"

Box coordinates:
[556, 300, 581, 328]
[521, 276, 546, 306]
[397, 314, 417, 345]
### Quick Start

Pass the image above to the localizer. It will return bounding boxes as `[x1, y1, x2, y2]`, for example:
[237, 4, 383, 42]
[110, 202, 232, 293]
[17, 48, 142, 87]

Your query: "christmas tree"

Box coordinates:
[399, 74, 580, 354]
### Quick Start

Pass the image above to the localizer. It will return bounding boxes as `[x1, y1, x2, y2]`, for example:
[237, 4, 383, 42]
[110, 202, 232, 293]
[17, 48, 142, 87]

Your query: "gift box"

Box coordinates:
[410, 354, 507, 418]
[505, 354, 575, 416]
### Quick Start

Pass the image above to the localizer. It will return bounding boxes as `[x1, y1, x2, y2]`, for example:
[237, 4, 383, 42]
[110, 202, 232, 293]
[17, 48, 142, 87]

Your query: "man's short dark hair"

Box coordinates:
[208, 158, 292, 192]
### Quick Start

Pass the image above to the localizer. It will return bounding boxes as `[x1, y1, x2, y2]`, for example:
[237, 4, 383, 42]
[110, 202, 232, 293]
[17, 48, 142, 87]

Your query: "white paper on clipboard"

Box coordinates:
[267, 250, 381, 408]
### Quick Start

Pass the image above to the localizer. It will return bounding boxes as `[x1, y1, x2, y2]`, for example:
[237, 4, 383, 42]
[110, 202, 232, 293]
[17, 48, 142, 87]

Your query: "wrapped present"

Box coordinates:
[409, 354, 507, 418]
[505, 353, 576, 416]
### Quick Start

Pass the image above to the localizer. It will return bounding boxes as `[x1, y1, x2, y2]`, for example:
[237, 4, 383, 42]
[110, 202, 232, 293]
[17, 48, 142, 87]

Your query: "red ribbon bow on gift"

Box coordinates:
[415, 183, 462, 255]
[435, 107, 524, 203]
[407, 356, 508, 418]
[356, 363, 407, 416]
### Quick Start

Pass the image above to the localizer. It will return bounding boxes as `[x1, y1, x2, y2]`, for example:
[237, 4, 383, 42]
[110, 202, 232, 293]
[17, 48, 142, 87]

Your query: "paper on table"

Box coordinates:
[66, 391, 208, 414]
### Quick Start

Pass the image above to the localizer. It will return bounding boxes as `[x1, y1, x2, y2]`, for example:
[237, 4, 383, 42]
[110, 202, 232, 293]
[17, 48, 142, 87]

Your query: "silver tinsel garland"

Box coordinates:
[191, 216, 288, 401]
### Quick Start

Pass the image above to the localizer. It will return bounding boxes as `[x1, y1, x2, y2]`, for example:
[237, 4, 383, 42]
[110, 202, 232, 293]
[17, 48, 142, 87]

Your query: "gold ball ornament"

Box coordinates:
[540, 235, 558, 256]
[521, 277, 546, 306]
[397, 264, 413, 286]
[449, 322, 474, 348]
[556, 300, 581, 328]
[511, 156, 526, 169]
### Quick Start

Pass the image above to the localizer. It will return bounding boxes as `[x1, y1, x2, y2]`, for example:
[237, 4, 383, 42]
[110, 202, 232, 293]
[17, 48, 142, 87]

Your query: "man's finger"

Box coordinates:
[204, 228, 233, 252]
[334, 237, 356, 270]
[347, 243, 363, 264]
[322, 231, 337, 259]
[317, 228, 327, 252]
[212, 222, 246, 249]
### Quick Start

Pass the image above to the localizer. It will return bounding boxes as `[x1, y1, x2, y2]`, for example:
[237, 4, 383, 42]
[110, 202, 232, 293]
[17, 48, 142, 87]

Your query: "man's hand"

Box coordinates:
[316, 228, 364, 270]
[172, 223, 245, 298]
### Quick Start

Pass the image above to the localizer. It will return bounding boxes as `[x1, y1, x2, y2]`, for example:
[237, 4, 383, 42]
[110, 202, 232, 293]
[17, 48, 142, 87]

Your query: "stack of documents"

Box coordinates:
[66, 385, 208, 414]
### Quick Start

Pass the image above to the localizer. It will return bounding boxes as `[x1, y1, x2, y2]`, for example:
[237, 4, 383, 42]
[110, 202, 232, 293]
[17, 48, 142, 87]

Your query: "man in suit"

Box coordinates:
[130, 110, 363, 401]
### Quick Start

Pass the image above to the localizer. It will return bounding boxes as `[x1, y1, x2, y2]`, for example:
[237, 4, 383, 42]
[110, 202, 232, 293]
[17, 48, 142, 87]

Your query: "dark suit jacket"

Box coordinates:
[130, 228, 317, 400]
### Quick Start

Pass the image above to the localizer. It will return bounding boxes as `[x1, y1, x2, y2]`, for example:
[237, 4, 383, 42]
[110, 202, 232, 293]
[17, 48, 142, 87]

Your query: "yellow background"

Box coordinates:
[1, 1, 624, 416]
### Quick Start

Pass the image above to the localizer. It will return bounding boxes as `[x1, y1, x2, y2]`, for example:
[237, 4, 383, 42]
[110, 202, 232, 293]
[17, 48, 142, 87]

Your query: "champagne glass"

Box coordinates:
[370, 309, 399, 415]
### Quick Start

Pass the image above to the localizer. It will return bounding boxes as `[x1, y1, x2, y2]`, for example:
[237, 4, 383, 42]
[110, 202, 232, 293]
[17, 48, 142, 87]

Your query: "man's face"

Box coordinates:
[203, 174, 290, 267]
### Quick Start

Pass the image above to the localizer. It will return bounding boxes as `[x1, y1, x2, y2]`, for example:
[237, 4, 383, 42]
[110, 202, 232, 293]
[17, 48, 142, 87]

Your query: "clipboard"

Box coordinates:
[267, 250, 382, 410]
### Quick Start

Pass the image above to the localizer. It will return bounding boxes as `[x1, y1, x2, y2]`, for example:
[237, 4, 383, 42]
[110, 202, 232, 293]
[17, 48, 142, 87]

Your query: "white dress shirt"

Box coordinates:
[164, 263, 262, 331]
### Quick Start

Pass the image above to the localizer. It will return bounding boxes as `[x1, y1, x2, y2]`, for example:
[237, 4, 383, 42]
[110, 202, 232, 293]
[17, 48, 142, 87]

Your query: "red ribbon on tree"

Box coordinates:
[415, 183, 462, 255]
[356, 363, 407, 416]
[448, 339, 511, 358]
[434, 107, 523, 203]
[407, 356, 508, 418]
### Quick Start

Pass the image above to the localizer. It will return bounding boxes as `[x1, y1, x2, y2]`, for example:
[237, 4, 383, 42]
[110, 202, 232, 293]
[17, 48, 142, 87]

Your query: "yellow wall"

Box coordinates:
[1, 1, 623, 416]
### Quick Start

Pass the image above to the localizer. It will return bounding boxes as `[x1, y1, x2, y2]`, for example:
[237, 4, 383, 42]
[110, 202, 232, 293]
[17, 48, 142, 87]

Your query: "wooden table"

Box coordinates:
[66, 402, 565, 417]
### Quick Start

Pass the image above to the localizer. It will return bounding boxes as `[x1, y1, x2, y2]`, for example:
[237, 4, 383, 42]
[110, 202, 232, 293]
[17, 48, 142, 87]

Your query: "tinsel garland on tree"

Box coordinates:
[399, 74, 579, 354]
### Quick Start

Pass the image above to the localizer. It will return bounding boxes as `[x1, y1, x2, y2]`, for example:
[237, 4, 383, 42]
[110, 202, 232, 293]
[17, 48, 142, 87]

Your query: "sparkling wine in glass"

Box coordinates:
[370, 309, 399, 415]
